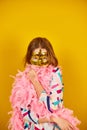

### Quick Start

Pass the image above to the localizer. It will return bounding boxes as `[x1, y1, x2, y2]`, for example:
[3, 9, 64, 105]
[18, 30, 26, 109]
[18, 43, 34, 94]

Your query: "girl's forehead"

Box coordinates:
[33, 48, 47, 53]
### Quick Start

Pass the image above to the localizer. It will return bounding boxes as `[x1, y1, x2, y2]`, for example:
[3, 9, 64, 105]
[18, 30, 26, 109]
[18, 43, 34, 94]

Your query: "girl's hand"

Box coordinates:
[28, 69, 44, 97]
[28, 69, 38, 82]
[52, 116, 74, 130]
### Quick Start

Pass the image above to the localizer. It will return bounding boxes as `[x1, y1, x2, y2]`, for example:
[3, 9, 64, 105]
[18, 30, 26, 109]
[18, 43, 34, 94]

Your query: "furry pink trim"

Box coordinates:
[9, 64, 80, 130]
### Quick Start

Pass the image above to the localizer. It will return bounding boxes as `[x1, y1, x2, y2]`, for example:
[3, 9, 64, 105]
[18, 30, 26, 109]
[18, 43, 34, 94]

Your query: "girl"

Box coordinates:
[9, 37, 80, 130]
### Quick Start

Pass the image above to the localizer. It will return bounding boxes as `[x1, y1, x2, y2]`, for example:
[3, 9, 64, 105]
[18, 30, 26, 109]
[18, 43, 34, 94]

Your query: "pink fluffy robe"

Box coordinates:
[8, 64, 81, 130]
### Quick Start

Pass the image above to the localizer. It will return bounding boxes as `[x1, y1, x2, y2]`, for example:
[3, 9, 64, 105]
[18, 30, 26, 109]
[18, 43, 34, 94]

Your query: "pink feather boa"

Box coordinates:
[8, 64, 81, 130]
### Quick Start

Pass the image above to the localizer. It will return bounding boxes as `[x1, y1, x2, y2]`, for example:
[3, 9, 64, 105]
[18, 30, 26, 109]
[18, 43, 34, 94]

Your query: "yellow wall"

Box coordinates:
[0, 0, 87, 129]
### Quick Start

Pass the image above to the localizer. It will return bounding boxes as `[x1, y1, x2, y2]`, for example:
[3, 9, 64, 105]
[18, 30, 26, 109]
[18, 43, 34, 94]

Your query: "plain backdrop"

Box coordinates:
[0, 0, 87, 129]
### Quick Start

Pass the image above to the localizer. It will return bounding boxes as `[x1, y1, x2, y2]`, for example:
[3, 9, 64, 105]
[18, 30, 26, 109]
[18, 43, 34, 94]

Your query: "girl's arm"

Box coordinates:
[21, 107, 74, 130]
[27, 67, 74, 130]
[28, 67, 64, 111]
[28, 67, 64, 109]
[28, 69, 45, 98]
[38, 115, 74, 130]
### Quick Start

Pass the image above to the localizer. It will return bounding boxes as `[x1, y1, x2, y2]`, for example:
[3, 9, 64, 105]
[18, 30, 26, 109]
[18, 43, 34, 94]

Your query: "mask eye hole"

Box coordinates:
[41, 55, 47, 59]
[33, 55, 39, 59]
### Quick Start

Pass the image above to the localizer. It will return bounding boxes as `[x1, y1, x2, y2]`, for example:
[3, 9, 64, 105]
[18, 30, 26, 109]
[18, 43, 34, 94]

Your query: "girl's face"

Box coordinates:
[30, 48, 49, 66]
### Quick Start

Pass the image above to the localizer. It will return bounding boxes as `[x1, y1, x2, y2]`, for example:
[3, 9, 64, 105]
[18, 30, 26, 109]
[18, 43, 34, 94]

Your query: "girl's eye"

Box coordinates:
[33, 56, 39, 59]
[35, 55, 39, 58]
[41, 56, 47, 59]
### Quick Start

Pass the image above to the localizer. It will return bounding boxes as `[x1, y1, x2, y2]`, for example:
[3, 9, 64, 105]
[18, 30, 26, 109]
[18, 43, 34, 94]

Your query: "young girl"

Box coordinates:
[9, 37, 80, 130]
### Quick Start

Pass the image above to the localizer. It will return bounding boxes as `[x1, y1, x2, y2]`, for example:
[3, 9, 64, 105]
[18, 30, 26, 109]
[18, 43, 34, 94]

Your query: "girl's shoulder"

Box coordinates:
[52, 66, 62, 74]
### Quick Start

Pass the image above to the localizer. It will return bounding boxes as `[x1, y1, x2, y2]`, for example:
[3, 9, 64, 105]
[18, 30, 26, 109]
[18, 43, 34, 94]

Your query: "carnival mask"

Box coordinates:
[30, 48, 48, 66]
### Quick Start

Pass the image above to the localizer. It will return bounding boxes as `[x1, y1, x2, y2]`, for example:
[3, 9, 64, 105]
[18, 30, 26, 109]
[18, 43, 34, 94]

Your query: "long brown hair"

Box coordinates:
[24, 37, 58, 67]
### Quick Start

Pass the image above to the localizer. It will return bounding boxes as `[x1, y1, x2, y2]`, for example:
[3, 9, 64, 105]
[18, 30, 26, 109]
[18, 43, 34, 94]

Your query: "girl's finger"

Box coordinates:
[68, 124, 74, 130]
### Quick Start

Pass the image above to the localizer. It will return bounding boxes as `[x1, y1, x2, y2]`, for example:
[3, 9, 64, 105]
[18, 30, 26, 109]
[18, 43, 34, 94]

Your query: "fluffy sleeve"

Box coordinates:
[39, 67, 64, 112]
[48, 66, 64, 111]
[8, 70, 36, 130]
[39, 67, 81, 130]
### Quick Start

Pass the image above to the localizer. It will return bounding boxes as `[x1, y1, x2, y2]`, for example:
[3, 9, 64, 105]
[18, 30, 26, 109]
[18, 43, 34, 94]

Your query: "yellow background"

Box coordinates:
[0, 0, 87, 129]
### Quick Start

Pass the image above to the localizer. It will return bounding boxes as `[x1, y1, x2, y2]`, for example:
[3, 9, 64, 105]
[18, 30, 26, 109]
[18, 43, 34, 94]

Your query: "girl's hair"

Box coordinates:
[24, 37, 58, 67]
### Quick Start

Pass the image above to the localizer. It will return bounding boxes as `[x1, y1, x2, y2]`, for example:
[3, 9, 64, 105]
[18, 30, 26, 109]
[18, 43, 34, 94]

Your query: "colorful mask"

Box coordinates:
[30, 48, 48, 66]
